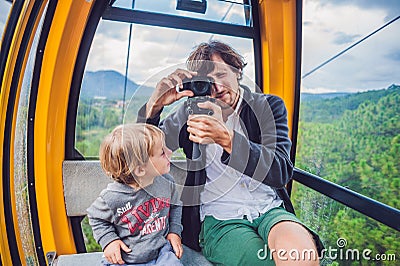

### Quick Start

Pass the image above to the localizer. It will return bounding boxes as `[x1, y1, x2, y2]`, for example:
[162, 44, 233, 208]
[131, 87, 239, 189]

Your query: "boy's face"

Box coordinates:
[142, 136, 172, 180]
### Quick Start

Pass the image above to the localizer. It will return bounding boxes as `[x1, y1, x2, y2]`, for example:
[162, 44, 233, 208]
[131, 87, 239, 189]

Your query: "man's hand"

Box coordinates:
[146, 69, 196, 118]
[187, 100, 234, 153]
[103, 239, 132, 265]
[167, 233, 183, 259]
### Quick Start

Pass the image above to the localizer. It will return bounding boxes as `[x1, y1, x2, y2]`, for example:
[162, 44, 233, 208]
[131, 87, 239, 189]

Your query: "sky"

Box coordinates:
[301, 0, 400, 93]
[1, 0, 399, 94]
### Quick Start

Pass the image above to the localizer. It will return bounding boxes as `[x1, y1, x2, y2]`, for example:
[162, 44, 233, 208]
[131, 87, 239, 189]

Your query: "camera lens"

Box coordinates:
[181, 76, 213, 96]
[192, 80, 211, 96]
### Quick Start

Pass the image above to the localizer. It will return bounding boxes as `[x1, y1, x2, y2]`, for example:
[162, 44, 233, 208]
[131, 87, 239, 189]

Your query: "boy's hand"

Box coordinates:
[104, 239, 132, 264]
[167, 233, 183, 259]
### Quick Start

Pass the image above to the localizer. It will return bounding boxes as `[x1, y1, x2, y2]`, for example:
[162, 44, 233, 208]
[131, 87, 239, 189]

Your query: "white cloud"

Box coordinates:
[300, 84, 337, 94]
[3, 0, 396, 95]
[0, 1, 12, 39]
[86, 19, 255, 88]
[301, 0, 399, 93]
[87, 31, 129, 74]
[86, 1, 398, 94]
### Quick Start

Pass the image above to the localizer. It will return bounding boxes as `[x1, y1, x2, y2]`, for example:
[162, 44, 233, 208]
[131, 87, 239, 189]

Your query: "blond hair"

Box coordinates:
[99, 123, 164, 185]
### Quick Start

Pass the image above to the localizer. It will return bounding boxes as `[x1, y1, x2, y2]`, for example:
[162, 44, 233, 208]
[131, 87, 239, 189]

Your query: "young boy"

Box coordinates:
[87, 123, 183, 265]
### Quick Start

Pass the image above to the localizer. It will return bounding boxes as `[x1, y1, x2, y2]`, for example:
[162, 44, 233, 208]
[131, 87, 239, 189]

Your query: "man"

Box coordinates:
[138, 41, 321, 265]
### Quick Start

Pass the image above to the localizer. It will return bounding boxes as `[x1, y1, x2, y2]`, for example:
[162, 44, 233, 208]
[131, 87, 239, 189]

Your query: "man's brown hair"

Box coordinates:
[186, 40, 247, 79]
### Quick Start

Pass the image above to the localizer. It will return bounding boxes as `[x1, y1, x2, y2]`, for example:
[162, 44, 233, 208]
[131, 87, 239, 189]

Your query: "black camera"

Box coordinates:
[185, 96, 215, 115]
[180, 76, 213, 97]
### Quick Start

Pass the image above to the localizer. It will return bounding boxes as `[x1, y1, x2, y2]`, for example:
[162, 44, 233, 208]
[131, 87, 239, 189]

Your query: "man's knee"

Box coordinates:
[269, 221, 316, 248]
[268, 221, 319, 264]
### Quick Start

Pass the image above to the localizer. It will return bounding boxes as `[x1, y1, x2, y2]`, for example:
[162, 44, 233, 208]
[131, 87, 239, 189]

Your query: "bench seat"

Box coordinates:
[54, 245, 211, 265]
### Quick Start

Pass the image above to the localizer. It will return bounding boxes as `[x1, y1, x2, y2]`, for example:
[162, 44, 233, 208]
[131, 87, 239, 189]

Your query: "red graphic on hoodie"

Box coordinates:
[120, 197, 170, 235]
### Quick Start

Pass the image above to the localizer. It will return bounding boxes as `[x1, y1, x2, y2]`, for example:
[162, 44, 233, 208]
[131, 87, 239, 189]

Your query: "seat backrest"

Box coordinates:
[62, 160, 187, 216]
[63, 160, 112, 216]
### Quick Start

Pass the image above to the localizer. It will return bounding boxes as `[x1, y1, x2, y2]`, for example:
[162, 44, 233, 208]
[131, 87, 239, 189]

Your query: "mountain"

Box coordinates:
[300, 92, 351, 102]
[80, 70, 154, 100]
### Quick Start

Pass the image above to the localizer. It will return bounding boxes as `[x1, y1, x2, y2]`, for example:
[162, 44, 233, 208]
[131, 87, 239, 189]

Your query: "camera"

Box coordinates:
[185, 96, 215, 115]
[180, 76, 214, 97]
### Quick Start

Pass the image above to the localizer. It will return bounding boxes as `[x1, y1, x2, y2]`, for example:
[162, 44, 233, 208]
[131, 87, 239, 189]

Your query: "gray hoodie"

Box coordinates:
[87, 174, 183, 264]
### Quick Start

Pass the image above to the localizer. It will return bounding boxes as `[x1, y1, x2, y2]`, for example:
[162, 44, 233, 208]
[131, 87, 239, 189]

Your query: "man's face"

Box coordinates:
[207, 54, 240, 110]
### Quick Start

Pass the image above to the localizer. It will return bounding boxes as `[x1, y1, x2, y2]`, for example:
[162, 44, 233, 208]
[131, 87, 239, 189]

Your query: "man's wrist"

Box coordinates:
[221, 129, 234, 154]
[146, 101, 162, 119]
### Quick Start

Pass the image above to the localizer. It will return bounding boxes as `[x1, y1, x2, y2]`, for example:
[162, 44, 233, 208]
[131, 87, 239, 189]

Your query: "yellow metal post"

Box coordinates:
[258, 0, 298, 136]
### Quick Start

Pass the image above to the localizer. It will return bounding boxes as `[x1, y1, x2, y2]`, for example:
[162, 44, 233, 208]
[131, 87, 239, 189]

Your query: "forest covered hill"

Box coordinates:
[300, 84, 399, 123]
[294, 84, 399, 264]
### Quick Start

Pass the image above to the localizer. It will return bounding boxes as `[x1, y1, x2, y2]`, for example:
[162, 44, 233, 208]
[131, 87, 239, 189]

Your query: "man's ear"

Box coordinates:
[236, 71, 241, 80]
[134, 165, 146, 177]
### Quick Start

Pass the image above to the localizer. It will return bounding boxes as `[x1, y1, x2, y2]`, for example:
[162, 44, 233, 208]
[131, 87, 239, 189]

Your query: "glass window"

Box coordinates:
[0, 0, 12, 40]
[14, 4, 48, 265]
[297, 0, 400, 208]
[296, 1, 400, 261]
[76, 19, 255, 158]
[78, 9, 256, 250]
[292, 183, 400, 264]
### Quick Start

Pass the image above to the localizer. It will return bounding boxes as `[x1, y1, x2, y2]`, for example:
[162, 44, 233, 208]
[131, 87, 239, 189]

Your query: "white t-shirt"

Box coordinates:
[200, 89, 282, 222]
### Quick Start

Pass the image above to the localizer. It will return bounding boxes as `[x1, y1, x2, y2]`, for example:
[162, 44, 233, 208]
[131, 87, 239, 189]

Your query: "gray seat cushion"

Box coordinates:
[54, 245, 212, 265]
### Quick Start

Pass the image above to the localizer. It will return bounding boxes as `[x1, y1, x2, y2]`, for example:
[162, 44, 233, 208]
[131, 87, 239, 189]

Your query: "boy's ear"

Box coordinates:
[133, 165, 146, 177]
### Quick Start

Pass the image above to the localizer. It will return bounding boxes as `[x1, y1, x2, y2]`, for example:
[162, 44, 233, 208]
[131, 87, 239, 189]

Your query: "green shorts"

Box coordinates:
[199, 206, 319, 266]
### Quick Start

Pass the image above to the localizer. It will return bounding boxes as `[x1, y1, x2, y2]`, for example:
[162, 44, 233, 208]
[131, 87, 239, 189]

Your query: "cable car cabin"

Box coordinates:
[1, 0, 399, 265]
